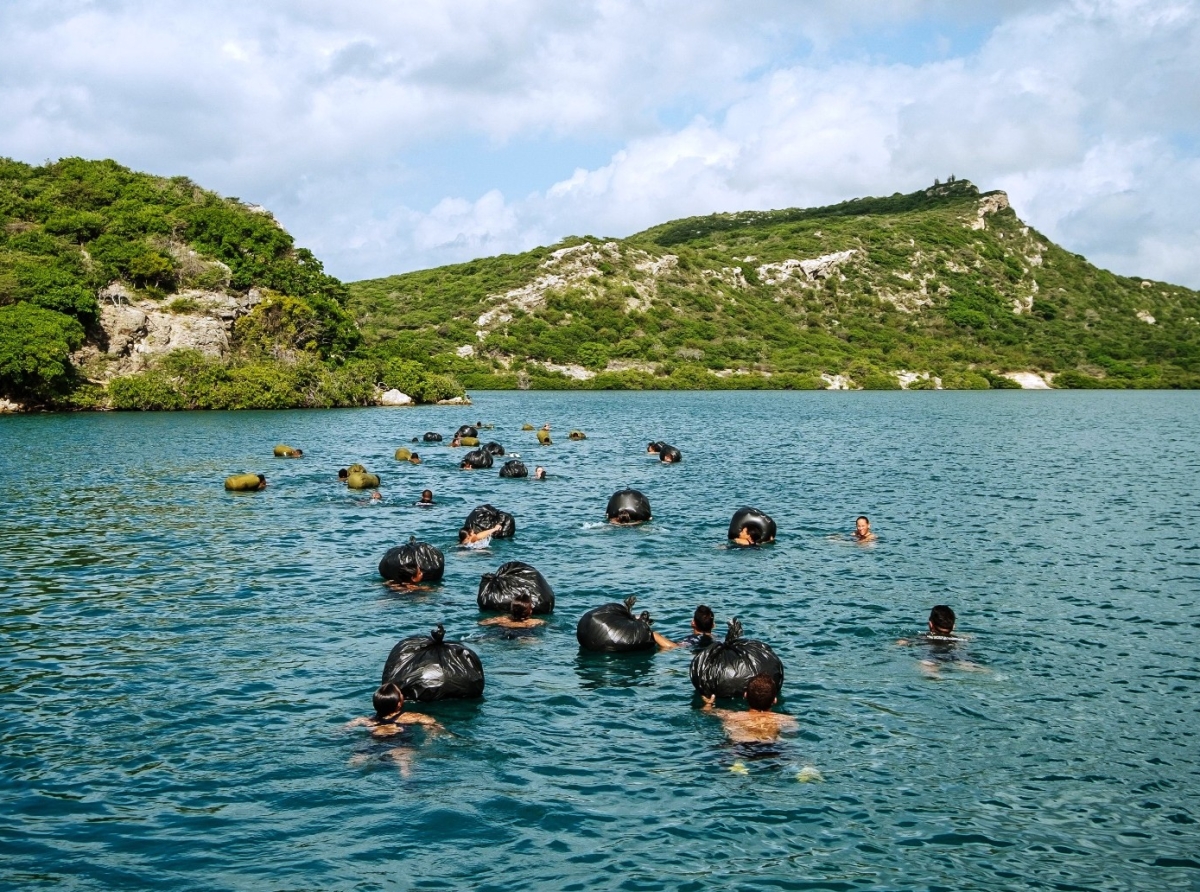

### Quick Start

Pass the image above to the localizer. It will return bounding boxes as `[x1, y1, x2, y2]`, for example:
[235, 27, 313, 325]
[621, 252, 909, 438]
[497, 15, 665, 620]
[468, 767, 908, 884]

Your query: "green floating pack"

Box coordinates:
[274, 444, 300, 457]
[459, 436, 480, 447]
[225, 473, 264, 491]
[395, 447, 412, 461]
[568, 430, 587, 440]
[346, 471, 380, 489]
[346, 463, 367, 474]
[537, 429, 552, 445]
[521, 423, 534, 431]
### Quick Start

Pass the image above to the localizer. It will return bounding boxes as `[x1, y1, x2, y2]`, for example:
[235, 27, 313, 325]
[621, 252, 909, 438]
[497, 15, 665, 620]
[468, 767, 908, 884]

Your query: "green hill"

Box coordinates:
[0, 157, 462, 409]
[347, 179, 1200, 390]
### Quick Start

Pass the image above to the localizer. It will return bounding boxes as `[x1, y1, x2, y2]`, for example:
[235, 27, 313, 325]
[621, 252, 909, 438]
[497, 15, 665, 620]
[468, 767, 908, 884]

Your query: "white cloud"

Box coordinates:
[0, 0, 1198, 285]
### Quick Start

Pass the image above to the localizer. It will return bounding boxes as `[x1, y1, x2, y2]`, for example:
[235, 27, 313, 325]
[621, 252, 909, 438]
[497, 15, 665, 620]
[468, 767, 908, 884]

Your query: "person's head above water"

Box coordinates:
[419, 489, 434, 503]
[928, 605, 956, 635]
[256, 474, 267, 488]
[855, 516, 872, 537]
[338, 468, 349, 480]
[534, 466, 546, 479]
[373, 682, 403, 719]
[370, 491, 382, 501]
[692, 605, 715, 634]
[509, 592, 534, 621]
[744, 673, 778, 711]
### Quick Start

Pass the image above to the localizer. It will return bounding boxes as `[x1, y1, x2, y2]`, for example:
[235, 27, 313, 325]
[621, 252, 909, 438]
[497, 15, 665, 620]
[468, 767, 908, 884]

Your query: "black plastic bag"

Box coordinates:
[689, 618, 783, 698]
[482, 441, 505, 456]
[381, 624, 485, 702]
[577, 596, 655, 652]
[728, 507, 777, 543]
[461, 448, 494, 469]
[477, 560, 555, 614]
[658, 444, 682, 463]
[423, 431, 443, 442]
[454, 424, 479, 440]
[378, 537, 446, 584]
[462, 504, 516, 539]
[498, 459, 528, 478]
[605, 489, 651, 523]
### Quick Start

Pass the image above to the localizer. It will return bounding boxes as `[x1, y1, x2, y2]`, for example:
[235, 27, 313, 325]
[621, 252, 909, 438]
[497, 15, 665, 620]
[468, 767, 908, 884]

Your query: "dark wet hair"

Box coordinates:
[293, 449, 303, 456]
[420, 489, 433, 502]
[745, 673, 777, 710]
[929, 605, 956, 633]
[510, 592, 534, 621]
[857, 515, 870, 524]
[410, 452, 420, 461]
[373, 682, 403, 719]
[693, 605, 715, 633]
[457, 529, 469, 543]
[256, 474, 266, 485]
[647, 442, 661, 453]
[616, 508, 633, 523]
[338, 468, 349, 479]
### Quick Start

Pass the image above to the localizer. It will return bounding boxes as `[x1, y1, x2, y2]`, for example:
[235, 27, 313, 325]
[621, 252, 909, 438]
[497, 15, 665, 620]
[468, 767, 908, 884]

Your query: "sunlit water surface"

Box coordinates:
[2, 391, 1198, 891]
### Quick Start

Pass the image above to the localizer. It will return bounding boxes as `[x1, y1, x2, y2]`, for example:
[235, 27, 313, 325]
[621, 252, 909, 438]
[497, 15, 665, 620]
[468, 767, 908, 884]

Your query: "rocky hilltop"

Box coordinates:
[348, 180, 1200, 390]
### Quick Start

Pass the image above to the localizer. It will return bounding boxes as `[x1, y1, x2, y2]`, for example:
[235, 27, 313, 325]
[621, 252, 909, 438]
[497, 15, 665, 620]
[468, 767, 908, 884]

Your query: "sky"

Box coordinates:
[2, 0, 1198, 287]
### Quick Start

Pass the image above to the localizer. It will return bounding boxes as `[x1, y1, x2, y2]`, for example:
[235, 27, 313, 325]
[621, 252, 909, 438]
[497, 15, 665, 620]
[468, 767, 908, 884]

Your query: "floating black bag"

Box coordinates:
[689, 618, 784, 698]
[460, 448, 494, 469]
[498, 459, 528, 478]
[381, 624, 485, 702]
[605, 489, 651, 523]
[728, 507, 776, 543]
[576, 596, 655, 652]
[482, 441, 505, 456]
[378, 537, 446, 584]
[423, 431, 443, 442]
[658, 444, 682, 463]
[454, 424, 479, 440]
[462, 504, 516, 539]
[477, 561, 555, 614]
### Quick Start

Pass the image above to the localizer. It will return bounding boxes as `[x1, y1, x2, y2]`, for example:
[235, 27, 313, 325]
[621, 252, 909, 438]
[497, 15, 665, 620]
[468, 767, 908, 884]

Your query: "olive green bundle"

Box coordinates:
[521, 423, 534, 431]
[347, 471, 381, 489]
[395, 447, 412, 461]
[347, 463, 367, 474]
[568, 430, 587, 440]
[274, 444, 300, 457]
[459, 436, 480, 447]
[225, 473, 264, 491]
[537, 429, 552, 445]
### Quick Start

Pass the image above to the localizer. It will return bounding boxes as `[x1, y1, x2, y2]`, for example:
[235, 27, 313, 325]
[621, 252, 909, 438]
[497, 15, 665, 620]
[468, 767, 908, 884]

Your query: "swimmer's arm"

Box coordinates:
[652, 631, 679, 650]
[345, 716, 374, 729]
[479, 616, 502, 626]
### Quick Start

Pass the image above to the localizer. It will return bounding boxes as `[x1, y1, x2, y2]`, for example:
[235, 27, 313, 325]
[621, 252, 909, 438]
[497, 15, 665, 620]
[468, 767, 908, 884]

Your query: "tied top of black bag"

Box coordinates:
[724, 617, 744, 644]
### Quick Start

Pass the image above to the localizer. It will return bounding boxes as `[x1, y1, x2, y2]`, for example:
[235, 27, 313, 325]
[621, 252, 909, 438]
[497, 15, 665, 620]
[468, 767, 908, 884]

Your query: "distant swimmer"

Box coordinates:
[646, 441, 662, 454]
[854, 515, 876, 543]
[347, 683, 446, 737]
[702, 674, 797, 744]
[533, 466, 546, 480]
[479, 592, 546, 631]
[732, 525, 761, 547]
[415, 489, 435, 507]
[370, 491, 383, 502]
[897, 605, 985, 677]
[409, 452, 421, 465]
[459, 524, 502, 549]
[653, 604, 716, 650]
[338, 468, 349, 482]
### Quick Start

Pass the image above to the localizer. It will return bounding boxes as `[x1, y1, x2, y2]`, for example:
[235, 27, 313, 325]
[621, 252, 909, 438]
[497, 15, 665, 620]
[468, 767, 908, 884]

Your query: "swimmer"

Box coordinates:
[338, 468, 349, 482]
[384, 565, 426, 591]
[608, 508, 643, 526]
[732, 525, 762, 547]
[533, 466, 546, 480]
[646, 441, 662, 454]
[253, 474, 267, 490]
[370, 491, 382, 502]
[897, 606, 985, 676]
[450, 436, 462, 448]
[347, 683, 446, 736]
[479, 592, 546, 630]
[854, 515, 876, 543]
[653, 605, 716, 650]
[408, 453, 421, 465]
[415, 489, 435, 507]
[458, 524, 502, 549]
[702, 674, 797, 744]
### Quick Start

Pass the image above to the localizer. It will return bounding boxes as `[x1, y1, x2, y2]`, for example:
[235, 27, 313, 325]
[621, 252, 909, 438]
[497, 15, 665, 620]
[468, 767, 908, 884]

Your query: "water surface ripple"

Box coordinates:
[2, 392, 1198, 890]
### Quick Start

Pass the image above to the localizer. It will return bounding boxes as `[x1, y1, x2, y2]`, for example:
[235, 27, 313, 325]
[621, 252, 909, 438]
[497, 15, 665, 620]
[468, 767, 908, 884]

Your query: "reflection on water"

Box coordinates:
[2, 392, 1200, 890]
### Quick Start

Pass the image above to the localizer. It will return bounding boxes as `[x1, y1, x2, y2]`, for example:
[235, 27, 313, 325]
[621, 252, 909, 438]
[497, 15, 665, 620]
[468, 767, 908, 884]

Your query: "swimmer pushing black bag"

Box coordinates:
[460, 448, 493, 470]
[477, 561, 555, 614]
[462, 504, 516, 539]
[728, 507, 776, 544]
[378, 537, 446, 585]
[482, 441, 505, 456]
[658, 444, 682, 463]
[454, 424, 479, 441]
[498, 459, 528, 478]
[605, 488, 651, 524]
[576, 596, 655, 652]
[381, 624, 485, 702]
[689, 618, 783, 699]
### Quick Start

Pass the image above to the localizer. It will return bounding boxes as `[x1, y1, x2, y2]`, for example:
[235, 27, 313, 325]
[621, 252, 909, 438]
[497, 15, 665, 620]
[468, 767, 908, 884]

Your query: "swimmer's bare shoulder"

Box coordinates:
[702, 695, 797, 743]
[479, 616, 545, 628]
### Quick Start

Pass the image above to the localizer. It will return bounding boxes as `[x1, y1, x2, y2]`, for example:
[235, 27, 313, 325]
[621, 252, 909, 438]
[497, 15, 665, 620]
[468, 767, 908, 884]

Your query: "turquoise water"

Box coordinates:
[2, 391, 1198, 891]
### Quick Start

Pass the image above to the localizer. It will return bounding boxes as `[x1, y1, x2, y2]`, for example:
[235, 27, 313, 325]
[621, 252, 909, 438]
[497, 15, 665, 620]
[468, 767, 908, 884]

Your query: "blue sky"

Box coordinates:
[2, 0, 1198, 287]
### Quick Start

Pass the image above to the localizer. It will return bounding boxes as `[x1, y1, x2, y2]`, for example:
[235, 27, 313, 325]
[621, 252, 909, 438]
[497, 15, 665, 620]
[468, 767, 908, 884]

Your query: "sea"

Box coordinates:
[2, 390, 1198, 890]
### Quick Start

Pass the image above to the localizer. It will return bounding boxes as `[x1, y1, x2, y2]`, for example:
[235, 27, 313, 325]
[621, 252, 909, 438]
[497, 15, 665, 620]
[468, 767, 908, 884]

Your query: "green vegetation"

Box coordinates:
[347, 180, 1200, 389]
[0, 157, 464, 409]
